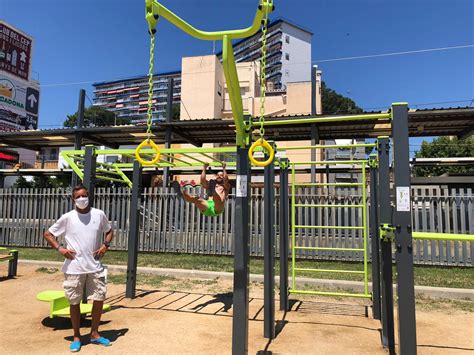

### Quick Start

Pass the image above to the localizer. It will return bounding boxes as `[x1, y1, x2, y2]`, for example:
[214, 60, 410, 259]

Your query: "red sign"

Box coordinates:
[0, 21, 33, 82]
[0, 150, 19, 163]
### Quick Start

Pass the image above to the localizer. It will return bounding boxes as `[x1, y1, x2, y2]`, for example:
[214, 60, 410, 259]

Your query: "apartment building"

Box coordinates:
[219, 18, 312, 90]
[92, 19, 312, 122]
[92, 71, 181, 123]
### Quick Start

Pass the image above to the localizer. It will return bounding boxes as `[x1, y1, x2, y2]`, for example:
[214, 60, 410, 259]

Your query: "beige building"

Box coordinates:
[175, 54, 324, 184]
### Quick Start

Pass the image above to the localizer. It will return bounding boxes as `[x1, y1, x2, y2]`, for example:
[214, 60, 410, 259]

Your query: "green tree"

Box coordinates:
[63, 106, 130, 128]
[13, 176, 34, 188]
[413, 136, 474, 177]
[172, 102, 180, 120]
[321, 81, 363, 115]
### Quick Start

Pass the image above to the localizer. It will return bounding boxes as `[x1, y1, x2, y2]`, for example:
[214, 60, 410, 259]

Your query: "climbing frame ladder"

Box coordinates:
[289, 159, 371, 299]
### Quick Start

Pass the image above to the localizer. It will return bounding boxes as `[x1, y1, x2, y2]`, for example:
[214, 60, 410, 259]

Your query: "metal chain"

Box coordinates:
[258, 4, 269, 140]
[146, 33, 155, 142]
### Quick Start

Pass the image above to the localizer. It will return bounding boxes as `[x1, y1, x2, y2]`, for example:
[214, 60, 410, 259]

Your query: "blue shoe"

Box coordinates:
[70, 341, 81, 352]
[90, 337, 111, 346]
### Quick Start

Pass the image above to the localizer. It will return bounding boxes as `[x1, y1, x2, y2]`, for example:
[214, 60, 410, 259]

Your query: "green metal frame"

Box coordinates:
[254, 113, 391, 127]
[290, 160, 371, 299]
[146, 0, 274, 147]
[61, 146, 374, 188]
[412, 232, 474, 243]
[61, 146, 240, 187]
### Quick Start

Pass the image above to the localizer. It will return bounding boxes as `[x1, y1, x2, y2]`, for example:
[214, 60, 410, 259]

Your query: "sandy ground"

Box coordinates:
[0, 263, 473, 354]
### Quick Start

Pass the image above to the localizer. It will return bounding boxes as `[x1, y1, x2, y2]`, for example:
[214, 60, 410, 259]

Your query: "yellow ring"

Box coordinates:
[248, 138, 274, 167]
[135, 139, 161, 166]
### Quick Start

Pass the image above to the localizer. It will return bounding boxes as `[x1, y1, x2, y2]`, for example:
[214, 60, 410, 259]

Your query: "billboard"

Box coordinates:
[0, 21, 33, 82]
[0, 74, 39, 130]
[0, 149, 19, 163]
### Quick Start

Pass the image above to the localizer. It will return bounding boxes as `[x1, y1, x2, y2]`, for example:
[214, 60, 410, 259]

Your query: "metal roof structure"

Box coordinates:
[0, 107, 472, 151]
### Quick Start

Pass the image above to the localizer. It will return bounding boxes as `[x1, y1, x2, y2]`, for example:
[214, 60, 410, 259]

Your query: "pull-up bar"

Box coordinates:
[146, 0, 274, 147]
[253, 112, 391, 127]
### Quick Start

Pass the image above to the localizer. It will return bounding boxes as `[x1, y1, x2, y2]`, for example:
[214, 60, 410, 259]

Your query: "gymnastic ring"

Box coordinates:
[248, 138, 274, 167]
[135, 139, 161, 166]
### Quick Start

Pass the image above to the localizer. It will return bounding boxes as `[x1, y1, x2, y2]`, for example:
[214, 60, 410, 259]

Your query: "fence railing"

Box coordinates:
[0, 186, 472, 266]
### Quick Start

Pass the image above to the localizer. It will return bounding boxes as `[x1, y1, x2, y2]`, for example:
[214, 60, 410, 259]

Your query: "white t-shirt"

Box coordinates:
[49, 208, 112, 274]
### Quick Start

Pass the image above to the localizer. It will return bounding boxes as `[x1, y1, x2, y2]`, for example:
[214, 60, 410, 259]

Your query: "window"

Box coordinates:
[285, 53, 290, 61]
[285, 35, 290, 43]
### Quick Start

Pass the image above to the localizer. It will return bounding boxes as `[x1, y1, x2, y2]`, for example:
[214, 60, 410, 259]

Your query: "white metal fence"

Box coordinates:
[0, 186, 472, 266]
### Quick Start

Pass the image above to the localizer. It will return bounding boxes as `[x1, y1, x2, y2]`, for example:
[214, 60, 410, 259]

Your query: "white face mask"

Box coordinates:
[75, 197, 89, 209]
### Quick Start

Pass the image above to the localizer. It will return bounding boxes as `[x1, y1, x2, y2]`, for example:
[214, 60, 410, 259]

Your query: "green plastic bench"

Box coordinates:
[0, 247, 18, 278]
[37, 290, 111, 318]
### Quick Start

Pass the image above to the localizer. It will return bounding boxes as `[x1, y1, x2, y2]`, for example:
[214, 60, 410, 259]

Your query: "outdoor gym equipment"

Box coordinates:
[136, 0, 275, 163]
[0, 247, 18, 278]
[56, 0, 474, 353]
[36, 290, 111, 318]
[289, 150, 373, 299]
[248, 1, 274, 167]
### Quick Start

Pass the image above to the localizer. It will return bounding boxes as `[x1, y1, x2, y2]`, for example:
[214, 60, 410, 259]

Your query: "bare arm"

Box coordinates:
[43, 230, 61, 250]
[94, 228, 114, 259]
[201, 163, 209, 188]
[104, 229, 113, 245]
[222, 163, 231, 191]
[43, 230, 76, 259]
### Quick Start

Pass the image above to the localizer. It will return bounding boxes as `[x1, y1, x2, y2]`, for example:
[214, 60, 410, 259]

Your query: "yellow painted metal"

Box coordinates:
[294, 246, 365, 252]
[289, 289, 372, 299]
[290, 160, 371, 300]
[294, 225, 365, 230]
[292, 160, 368, 165]
[135, 139, 161, 165]
[291, 162, 296, 291]
[294, 183, 363, 187]
[413, 232, 474, 242]
[279, 143, 376, 151]
[293, 204, 364, 208]
[248, 138, 275, 167]
[294, 268, 365, 274]
[361, 161, 369, 295]
[256, 112, 391, 127]
[146, 0, 274, 146]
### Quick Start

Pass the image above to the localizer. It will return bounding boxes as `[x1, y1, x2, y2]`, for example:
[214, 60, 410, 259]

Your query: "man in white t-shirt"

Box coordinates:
[44, 185, 113, 352]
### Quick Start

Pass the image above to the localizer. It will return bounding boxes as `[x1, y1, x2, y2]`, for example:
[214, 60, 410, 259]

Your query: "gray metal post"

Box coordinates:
[81, 145, 96, 304]
[8, 250, 18, 278]
[310, 65, 319, 184]
[369, 155, 381, 320]
[392, 103, 417, 354]
[162, 77, 174, 187]
[126, 160, 142, 299]
[83, 145, 96, 207]
[378, 137, 395, 352]
[0, 165, 4, 188]
[72, 89, 85, 187]
[263, 148, 275, 339]
[232, 145, 251, 355]
[279, 158, 289, 311]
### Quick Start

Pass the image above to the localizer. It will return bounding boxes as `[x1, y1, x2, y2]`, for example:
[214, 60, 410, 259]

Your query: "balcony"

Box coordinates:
[34, 160, 58, 169]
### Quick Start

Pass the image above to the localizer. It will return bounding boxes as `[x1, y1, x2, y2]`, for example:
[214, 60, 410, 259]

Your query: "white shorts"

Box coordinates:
[63, 271, 107, 305]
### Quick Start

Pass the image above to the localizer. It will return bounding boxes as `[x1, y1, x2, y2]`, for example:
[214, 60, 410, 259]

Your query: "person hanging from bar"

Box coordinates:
[171, 162, 230, 217]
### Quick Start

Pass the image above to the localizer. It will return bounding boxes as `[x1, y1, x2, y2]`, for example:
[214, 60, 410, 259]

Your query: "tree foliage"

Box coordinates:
[321, 81, 363, 115]
[63, 106, 130, 128]
[13, 176, 66, 188]
[413, 136, 474, 177]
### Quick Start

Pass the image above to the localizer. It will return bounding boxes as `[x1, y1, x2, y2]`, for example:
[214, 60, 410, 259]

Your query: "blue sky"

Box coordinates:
[2, 0, 473, 148]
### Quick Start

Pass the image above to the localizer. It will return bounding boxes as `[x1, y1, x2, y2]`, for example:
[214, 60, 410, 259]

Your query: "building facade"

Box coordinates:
[92, 71, 181, 123]
[92, 19, 312, 123]
[221, 18, 312, 91]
